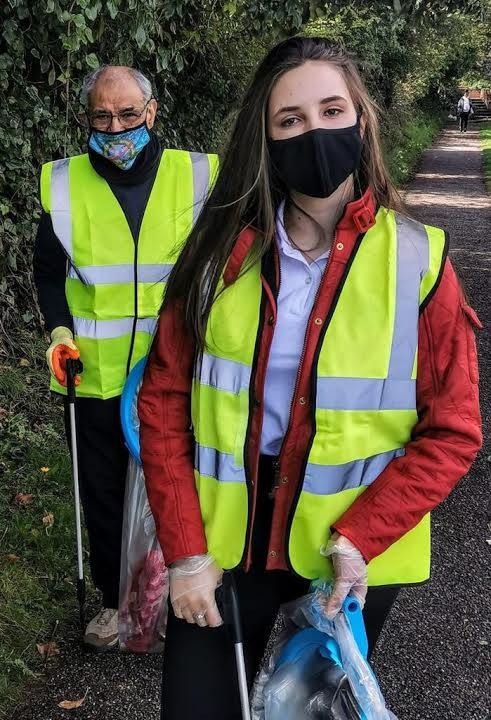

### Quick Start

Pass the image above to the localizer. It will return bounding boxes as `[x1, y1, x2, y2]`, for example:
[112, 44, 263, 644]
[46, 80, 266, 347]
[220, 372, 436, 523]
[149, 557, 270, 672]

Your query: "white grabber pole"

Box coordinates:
[223, 571, 252, 720]
[66, 357, 85, 630]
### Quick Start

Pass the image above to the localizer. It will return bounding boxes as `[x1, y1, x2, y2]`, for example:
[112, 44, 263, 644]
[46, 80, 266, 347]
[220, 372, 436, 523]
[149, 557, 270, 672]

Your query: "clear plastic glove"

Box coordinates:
[169, 554, 223, 628]
[320, 533, 368, 620]
[46, 326, 80, 386]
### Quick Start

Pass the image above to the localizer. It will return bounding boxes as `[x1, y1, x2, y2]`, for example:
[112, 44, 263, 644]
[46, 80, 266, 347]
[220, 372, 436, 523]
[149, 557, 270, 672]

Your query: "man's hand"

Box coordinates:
[46, 326, 80, 386]
[321, 533, 368, 619]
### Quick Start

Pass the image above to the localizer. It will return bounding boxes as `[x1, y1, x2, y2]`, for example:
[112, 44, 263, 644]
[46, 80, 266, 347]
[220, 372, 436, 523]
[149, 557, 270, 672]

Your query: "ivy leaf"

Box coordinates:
[86, 6, 98, 21]
[40, 56, 50, 74]
[135, 25, 146, 48]
[48, 68, 56, 86]
[107, 0, 118, 20]
[86, 53, 99, 69]
[73, 14, 86, 29]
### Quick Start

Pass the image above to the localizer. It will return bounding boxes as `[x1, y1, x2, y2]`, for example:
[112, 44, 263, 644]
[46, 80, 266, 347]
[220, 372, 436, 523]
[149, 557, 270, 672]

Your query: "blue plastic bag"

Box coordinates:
[250, 582, 397, 720]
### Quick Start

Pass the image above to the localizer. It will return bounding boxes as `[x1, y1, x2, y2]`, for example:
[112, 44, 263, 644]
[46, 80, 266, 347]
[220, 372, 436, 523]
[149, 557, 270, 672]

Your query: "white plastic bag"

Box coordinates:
[118, 457, 169, 652]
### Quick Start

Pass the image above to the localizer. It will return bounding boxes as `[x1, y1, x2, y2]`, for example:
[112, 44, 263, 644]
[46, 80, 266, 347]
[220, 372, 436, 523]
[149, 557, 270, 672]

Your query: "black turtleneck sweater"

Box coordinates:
[33, 133, 162, 333]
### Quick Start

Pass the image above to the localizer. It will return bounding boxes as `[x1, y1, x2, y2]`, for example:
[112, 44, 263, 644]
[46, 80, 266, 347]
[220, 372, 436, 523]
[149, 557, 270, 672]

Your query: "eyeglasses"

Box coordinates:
[85, 99, 152, 131]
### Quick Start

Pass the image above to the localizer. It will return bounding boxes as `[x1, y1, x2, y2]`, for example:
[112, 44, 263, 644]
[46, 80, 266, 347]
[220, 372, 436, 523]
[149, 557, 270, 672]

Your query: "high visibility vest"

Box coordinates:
[191, 209, 447, 585]
[40, 150, 218, 399]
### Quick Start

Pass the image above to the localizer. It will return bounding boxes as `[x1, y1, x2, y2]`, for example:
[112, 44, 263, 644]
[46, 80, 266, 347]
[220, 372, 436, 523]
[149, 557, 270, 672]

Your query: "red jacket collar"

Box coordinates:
[223, 187, 377, 286]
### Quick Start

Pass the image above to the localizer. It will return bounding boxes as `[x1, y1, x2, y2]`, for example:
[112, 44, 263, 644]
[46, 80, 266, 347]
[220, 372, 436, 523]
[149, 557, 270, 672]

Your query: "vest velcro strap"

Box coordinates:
[68, 263, 173, 285]
[195, 444, 246, 483]
[73, 316, 157, 340]
[304, 447, 406, 496]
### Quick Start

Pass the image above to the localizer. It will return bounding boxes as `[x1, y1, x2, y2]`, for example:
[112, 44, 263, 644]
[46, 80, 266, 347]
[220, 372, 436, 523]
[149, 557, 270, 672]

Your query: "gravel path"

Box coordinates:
[11, 126, 490, 720]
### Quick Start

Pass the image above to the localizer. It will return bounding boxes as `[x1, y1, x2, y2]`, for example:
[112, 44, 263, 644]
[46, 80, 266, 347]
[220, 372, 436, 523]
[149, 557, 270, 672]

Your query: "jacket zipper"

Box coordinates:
[242, 254, 280, 570]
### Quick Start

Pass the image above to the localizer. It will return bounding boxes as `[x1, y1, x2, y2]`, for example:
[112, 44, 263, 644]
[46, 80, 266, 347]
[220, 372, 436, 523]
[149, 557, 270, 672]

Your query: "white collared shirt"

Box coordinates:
[260, 202, 330, 455]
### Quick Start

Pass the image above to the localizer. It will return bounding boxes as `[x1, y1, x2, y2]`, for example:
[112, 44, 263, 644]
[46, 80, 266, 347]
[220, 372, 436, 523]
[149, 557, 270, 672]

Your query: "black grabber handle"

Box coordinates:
[66, 358, 83, 403]
[222, 571, 244, 645]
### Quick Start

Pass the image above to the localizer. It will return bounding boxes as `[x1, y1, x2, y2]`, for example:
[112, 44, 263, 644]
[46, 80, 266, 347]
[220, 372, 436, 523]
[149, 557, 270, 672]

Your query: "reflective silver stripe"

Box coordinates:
[73, 316, 157, 340]
[197, 353, 251, 394]
[190, 152, 210, 225]
[50, 158, 72, 257]
[389, 215, 429, 378]
[304, 447, 405, 496]
[68, 263, 172, 285]
[316, 377, 415, 411]
[195, 445, 246, 483]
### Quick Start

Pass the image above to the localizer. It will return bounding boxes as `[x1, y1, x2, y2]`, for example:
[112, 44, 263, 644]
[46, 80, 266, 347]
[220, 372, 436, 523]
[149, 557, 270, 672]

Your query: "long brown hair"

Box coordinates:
[163, 37, 404, 349]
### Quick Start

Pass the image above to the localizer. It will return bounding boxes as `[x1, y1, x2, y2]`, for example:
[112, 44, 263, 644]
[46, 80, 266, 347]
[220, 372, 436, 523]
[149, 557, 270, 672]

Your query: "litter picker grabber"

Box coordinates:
[222, 572, 252, 720]
[65, 357, 85, 630]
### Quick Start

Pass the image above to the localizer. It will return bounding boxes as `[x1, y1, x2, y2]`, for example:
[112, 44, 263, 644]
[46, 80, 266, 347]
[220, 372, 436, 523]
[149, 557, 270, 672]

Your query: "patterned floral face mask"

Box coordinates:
[88, 122, 151, 170]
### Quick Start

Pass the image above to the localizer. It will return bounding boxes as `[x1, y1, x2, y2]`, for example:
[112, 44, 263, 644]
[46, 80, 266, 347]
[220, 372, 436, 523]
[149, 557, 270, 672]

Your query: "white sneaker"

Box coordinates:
[84, 608, 119, 651]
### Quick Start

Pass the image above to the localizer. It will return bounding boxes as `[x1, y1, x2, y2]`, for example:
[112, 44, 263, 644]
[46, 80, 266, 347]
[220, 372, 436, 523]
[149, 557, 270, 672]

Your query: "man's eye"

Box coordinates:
[93, 113, 111, 121]
[120, 111, 140, 120]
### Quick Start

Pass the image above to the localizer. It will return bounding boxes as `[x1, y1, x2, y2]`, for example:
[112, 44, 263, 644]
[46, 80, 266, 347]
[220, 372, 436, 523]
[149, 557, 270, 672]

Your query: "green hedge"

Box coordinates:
[480, 122, 491, 194]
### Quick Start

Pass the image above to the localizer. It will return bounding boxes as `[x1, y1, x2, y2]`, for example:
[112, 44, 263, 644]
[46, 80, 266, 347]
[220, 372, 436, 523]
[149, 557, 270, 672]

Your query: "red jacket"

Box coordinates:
[138, 189, 482, 572]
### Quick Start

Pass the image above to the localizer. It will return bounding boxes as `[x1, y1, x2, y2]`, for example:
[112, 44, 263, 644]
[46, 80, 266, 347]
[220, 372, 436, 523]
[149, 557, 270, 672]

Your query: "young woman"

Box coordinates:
[138, 37, 482, 720]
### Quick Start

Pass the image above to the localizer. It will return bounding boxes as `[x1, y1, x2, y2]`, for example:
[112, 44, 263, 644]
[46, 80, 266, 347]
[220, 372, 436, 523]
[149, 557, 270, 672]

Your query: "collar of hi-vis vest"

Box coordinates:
[223, 186, 376, 286]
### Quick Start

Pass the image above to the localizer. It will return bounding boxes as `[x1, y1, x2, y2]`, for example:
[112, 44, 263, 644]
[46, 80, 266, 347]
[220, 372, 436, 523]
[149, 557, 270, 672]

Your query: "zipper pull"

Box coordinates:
[269, 459, 280, 499]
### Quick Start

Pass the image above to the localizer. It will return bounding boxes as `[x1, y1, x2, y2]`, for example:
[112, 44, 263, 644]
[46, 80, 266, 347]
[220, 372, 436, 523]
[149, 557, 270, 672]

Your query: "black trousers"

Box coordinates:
[161, 456, 399, 720]
[63, 395, 128, 608]
[459, 111, 470, 131]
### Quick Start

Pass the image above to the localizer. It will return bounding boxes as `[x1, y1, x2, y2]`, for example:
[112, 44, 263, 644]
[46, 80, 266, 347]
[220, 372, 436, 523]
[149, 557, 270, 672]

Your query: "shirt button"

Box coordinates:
[268, 315, 275, 326]
[305, 276, 312, 285]
[299, 396, 306, 405]
[314, 317, 323, 325]
[336, 242, 344, 251]
[269, 550, 278, 558]
[281, 476, 288, 485]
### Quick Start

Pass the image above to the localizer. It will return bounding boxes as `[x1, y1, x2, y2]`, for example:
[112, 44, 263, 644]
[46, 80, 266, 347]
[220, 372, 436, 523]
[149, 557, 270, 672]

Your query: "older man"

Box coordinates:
[33, 66, 217, 650]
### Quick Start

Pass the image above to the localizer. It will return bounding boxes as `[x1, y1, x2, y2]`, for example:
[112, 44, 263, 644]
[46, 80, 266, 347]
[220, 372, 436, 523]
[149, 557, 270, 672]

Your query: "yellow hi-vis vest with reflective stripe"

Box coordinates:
[191, 209, 447, 585]
[40, 150, 218, 399]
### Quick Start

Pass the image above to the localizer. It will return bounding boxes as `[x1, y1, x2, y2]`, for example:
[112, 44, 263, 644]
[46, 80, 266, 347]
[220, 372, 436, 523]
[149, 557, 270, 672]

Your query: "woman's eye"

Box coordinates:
[325, 108, 342, 116]
[280, 117, 299, 128]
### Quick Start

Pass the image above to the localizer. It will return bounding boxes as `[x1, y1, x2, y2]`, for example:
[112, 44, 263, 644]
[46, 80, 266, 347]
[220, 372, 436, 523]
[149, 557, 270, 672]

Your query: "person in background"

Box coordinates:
[33, 65, 217, 650]
[457, 89, 474, 132]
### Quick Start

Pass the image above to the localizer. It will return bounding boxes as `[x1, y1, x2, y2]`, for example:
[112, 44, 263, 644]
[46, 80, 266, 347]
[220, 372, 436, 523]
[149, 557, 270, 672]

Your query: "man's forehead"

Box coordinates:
[91, 74, 144, 108]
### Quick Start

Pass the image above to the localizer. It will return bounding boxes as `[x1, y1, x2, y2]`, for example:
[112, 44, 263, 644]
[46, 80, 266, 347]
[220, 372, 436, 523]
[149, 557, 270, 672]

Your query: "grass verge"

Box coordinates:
[384, 107, 445, 186]
[0, 333, 94, 718]
[479, 121, 491, 194]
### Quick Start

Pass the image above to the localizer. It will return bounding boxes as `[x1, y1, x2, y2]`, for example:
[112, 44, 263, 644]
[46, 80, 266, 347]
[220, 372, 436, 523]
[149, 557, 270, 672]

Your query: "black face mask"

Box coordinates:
[268, 120, 363, 198]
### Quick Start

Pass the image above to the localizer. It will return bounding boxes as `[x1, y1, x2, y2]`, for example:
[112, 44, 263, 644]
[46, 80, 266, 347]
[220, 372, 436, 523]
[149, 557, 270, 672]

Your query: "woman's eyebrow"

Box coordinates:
[274, 95, 346, 117]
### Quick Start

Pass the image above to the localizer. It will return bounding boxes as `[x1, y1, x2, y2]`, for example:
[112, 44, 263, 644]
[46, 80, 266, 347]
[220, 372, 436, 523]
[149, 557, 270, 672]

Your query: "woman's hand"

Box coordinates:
[169, 554, 223, 628]
[320, 533, 368, 619]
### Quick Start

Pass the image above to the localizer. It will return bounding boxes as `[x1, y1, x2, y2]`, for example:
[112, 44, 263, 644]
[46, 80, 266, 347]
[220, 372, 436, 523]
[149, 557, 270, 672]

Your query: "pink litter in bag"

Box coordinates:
[119, 458, 169, 652]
